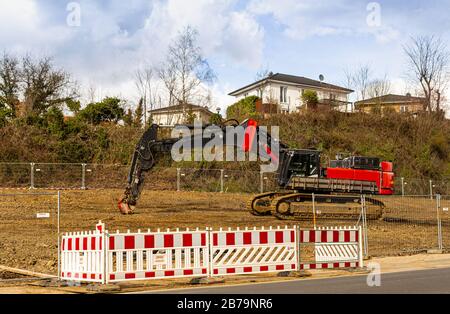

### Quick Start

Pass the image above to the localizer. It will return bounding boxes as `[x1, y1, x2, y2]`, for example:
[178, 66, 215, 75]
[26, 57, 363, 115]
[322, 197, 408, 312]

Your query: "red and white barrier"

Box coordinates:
[60, 223, 363, 284]
[60, 221, 105, 283]
[299, 226, 363, 270]
[107, 228, 209, 282]
[210, 226, 297, 276]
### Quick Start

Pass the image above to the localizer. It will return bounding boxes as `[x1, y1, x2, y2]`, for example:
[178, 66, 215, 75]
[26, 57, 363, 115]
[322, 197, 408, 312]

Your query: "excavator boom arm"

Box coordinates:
[118, 119, 278, 214]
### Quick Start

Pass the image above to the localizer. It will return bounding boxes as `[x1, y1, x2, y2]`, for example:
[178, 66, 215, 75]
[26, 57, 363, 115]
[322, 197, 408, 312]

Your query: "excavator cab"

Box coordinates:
[277, 149, 321, 187]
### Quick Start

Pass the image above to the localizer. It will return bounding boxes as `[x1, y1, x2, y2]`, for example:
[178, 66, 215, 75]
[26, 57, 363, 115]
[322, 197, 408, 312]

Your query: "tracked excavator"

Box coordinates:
[118, 119, 394, 220]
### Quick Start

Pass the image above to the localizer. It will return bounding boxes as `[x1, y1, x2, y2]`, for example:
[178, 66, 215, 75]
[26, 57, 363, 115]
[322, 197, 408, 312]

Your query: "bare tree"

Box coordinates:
[1, 53, 77, 116]
[86, 83, 98, 104]
[254, 67, 272, 101]
[157, 26, 215, 108]
[353, 64, 372, 101]
[255, 68, 272, 81]
[342, 65, 373, 112]
[0, 53, 21, 115]
[367, 75, 391, 98]
[22, 55, 77, 114]
[342, 68, 354, 90]
[135, 67, 155, 127]
[404, 35, 449, 112]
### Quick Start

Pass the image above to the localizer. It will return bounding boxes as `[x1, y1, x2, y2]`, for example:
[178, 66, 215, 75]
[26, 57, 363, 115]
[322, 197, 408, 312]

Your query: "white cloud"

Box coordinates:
[0, 0, 265, 107]
[3, 0, 448, 116]
[209, 82, 235, 114]
[0, 0, 71, 54]
[247, 0, 400, 43]
[139, 0, 264, 68]
[221, 11, 264, 69]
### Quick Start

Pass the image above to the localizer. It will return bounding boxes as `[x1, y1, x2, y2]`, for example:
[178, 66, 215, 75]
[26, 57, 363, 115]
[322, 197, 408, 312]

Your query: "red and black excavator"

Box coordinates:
[118, 119, 394, 220]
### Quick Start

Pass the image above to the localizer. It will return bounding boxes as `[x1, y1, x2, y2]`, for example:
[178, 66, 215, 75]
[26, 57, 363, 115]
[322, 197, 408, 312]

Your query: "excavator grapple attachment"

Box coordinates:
[118, 199, 134, 215]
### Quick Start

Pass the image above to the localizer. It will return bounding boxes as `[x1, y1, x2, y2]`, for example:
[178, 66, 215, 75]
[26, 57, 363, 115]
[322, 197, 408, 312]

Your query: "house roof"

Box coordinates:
[148, 103, 214, 115]
[228, 73, 354, 96]
[355, 94, 426, 106]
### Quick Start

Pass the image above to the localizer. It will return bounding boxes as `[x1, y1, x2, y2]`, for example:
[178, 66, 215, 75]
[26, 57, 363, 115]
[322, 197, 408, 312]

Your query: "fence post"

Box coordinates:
[430, 180, 433, 200]
[95, 221, 107, 284]
[360, 195, 369, 257]
[220, 169, 224, 193]
[401, 177, 405, 197]
[436, 194, 443, 250]
[358, 225, 364, 268]
[104, 229, 109, 284]
[295, 225, 301, 272]
[312, 193, 316, 229]
[208, 227, 213, 277]
[259, 171, 264, 193]
[57, 191, 61, 280]
[30, 162, 35, 189]
[81, 163, 86, 190]
[176, 168, 181, 192]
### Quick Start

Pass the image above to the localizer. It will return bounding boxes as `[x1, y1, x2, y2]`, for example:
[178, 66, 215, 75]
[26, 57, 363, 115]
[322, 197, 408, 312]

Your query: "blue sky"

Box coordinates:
[1, 0, 449, 112]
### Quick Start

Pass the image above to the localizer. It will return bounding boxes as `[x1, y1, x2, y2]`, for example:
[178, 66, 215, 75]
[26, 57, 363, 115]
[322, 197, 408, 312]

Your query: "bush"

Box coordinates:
[259, 110, 450, 182]
[0, 107, 12, 127]
[78, 97, 124, 125]
[301, 90, 318, 109]
[226, 96, 259, 120]
[209, 113, 222, 125]
[0, 101, 448, 184]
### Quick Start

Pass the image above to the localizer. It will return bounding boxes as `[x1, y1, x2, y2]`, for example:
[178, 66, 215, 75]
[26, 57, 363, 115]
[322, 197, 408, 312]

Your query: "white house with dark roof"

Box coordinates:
[228, 73, 354, 113]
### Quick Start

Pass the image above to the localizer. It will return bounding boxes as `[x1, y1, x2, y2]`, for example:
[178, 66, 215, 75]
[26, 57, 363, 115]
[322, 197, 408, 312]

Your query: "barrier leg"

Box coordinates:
[358, 225, 364, 268]
[208, 227, 213, 277]
[296, 225, 301, 272]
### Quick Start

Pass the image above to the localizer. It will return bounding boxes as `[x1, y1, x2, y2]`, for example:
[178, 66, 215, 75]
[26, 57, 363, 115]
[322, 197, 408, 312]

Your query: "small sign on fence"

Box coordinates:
[153, 253, 167, 266]
[36, 213, 50, 218]
[443, 207, 449, 212]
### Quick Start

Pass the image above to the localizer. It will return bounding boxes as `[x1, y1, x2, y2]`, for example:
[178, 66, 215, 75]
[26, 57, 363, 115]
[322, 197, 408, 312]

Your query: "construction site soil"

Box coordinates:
[0, 189, 449, 276]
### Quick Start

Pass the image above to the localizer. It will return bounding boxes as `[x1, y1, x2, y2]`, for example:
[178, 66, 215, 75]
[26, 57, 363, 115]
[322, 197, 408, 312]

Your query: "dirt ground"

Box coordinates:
[0, 188, 449, 276]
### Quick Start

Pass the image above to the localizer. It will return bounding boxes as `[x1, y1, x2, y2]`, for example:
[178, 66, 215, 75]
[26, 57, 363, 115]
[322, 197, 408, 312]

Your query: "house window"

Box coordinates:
[400, 105, 408, 113]
[280, 86, 288, 103]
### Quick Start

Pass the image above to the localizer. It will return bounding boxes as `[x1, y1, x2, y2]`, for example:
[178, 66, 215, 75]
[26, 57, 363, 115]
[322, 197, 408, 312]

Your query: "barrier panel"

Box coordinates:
[60, 223, 363, 284]
[107, 228, 209, 282]
[60, 222, 105, 283]
[210, 226, 297, 276]
[299, 226, 363, 270]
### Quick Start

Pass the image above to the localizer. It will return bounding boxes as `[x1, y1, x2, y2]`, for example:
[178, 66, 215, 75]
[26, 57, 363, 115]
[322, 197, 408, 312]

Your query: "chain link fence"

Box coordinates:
[366, 195, 440, 256]
[440, 195, 450, 250]
[2, 162, 449, 195]
[395, 177, 450, 196]
[0, 189, 449, 277]
[296, 194, 448, 257]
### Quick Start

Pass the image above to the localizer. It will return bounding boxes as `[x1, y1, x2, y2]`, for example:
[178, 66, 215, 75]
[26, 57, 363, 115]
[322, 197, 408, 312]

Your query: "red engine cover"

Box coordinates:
[326, 165, 394, 195]
[381, 161, 393, 172]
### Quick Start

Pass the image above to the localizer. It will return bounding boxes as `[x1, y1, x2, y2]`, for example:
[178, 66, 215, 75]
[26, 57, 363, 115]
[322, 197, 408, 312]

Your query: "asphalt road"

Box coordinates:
[149, 268, 450, 294]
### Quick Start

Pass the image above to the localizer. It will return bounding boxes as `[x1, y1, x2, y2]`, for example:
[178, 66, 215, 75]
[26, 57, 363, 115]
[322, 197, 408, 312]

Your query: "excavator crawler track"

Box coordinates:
[247, 192, 291, 216]
[248, 193, 385, 221]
